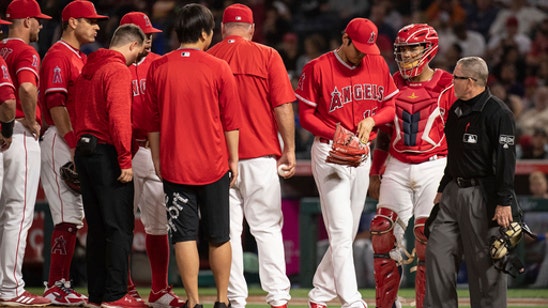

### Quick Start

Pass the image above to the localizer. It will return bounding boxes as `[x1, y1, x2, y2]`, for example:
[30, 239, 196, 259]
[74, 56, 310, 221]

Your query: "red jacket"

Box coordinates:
[73, 49, 133, 169]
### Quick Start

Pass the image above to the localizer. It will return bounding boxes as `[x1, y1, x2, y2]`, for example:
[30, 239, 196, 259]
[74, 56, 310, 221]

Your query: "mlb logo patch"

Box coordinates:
[499, 135, 515, 149]
[463, 133, 478, 144]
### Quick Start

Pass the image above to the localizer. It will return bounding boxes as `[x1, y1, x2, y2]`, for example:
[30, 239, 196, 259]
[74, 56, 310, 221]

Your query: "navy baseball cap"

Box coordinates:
[345, 18, 380, 55]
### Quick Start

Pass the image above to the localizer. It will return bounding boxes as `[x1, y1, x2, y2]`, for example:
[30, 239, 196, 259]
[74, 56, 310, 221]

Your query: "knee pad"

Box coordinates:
[371, 207, 398, 254]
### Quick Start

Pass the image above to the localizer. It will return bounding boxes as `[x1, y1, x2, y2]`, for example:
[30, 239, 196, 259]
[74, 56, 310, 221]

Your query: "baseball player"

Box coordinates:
[144, 4, 241, 308]
[72, 24, 147, 308]
[207, 4, 296, 308]
[39, 1, 107, 305]
[119, 11, 184, 308]
[0, 0, 52, 306]
[368, 24, 454, 308]
[0, 19, 16, 153]
[295, 18, 398, 308]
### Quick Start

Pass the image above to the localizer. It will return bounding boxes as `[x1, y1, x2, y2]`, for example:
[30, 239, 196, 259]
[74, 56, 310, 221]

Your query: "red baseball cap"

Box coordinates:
[222, 3, 253, 24]
[6, 0, 52, 20]
[120, 12, 161, 34]
[0, 18, 11, 25]
[62, 0, 108, 22]
[344, 18, 380, 55]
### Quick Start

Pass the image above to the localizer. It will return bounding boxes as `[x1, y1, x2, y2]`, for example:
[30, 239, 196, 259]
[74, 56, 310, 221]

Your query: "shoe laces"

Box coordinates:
[55, 279, 84, 296]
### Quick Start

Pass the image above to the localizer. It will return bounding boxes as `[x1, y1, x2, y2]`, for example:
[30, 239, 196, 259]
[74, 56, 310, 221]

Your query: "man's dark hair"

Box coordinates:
[110, 24, 146, 48]
[174, 3, 215, 44]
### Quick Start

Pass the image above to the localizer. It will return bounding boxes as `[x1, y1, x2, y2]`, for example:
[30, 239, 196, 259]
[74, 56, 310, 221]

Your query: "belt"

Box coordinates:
[135, 139, 148, 148]
[319, 138, 331, 144]
[428, 154, 445, 161]
[455, 177, 480, 188]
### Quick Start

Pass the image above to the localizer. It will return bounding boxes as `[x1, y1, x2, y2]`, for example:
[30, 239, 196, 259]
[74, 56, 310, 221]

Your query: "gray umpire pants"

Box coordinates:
[424, 181, 507, 308]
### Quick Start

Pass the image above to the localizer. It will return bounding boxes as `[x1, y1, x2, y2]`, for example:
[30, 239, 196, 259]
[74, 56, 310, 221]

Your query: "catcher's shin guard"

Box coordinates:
[371, 207, 400, 308]
[413, 217, 428, 308]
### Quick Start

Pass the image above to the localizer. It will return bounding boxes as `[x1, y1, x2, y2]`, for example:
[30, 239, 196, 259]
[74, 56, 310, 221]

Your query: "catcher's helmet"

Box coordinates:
[394, 23, 439, 79]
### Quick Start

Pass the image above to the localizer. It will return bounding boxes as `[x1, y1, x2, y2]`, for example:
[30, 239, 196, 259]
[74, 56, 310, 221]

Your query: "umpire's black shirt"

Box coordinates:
[438, 88, 516, 210]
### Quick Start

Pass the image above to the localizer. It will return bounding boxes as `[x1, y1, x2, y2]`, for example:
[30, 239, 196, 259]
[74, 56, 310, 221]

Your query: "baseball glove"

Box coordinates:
[60, 161, 81, 194]
[325, 123, 369, 167]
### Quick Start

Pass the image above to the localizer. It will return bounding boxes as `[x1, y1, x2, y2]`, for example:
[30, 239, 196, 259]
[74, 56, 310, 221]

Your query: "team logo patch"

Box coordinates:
[53, 66, 63, 84]
[463, 133, 477, 144]
[499, 135, 515, 149]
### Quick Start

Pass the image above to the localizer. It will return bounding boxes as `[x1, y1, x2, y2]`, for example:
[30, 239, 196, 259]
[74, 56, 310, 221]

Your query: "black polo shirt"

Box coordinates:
[438, 89, 516, 207]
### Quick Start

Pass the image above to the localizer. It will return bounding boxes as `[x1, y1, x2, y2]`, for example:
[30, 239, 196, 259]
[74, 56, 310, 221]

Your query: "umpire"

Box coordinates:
[425, 56, 517, 308]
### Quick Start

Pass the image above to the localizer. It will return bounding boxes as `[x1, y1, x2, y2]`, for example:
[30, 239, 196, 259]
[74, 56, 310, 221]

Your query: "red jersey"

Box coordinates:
[295, 50, 398, 140]
[0, 56, 16, 104]
[40, 40, 87, 125]
[73, 49, 133, 169]
[208, 35, 296, 159]
[387, 70, 455, 164]
[129, 52, 161, 141]
[0, 38, 41, 122]
[145, 48, 241, 185]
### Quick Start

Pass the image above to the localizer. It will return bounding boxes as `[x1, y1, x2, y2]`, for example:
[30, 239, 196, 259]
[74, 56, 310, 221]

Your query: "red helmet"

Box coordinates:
[394, 24, 439, 79]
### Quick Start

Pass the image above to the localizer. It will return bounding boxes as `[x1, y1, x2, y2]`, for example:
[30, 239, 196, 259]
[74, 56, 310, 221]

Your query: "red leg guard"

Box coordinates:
[371, 208, 400, 308]
[414, 217, 428, 308]
[374, 258, 400, 308]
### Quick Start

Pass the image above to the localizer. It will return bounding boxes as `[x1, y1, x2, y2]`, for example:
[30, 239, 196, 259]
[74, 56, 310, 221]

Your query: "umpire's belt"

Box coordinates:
[455, 177, 480, 188]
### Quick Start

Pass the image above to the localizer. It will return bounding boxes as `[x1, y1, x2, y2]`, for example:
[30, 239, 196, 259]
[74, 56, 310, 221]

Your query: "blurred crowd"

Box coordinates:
[0, 0, 546, 159]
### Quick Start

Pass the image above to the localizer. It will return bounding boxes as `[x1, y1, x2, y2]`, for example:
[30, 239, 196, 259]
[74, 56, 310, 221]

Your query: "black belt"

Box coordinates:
[455, 177, 480, 188]
[319, 138, 331, 144]
[135, 139, 148, 147]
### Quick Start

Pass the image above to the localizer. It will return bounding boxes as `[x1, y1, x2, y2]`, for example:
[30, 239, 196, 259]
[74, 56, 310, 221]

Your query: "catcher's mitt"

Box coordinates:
[325, 123, 369, 167]
[60, 161, 81, 194]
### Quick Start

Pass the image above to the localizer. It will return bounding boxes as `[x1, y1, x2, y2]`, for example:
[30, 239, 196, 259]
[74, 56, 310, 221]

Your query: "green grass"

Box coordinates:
[27, 287, 548, 308]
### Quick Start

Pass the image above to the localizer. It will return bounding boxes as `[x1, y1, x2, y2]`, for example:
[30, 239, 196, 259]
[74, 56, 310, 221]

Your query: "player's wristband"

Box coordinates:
[1, 118, 14, 138]
[63, 131, 77, 149]
[370, 148, 389, 176]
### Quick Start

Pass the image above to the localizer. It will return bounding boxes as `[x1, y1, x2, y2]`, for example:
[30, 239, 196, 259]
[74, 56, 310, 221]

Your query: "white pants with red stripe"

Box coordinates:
[228, 156, 291, 308]
[308, 138, 370, 308]
[132, 146, 169, 235]
[0, 121, 41, 299]
[40, 126, 84, 226]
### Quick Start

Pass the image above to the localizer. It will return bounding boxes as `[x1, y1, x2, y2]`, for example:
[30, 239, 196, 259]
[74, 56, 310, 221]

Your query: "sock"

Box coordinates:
[128, 267, 135, 291]
[146, 234, 170, 292]
[48, 223, 77, 286]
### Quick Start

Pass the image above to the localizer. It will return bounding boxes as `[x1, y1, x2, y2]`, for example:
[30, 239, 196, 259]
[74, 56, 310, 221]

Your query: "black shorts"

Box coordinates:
[164, 172, 230, 245]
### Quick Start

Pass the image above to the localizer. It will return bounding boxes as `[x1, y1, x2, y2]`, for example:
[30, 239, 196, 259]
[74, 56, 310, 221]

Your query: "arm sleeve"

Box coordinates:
[371, 69, 398, 126]
[219, 62, 241, 132]
[17, 70, 38, 86]
[105, 67, 133, 169]
[0, 60, 15, 103]
[44, 92, 67, 109]
[144, 63, 160, 133]
[268, 49, 296, 108]
[14, 49, 39, 86]
[490, 106, 517, 206]
[295, 61, 335, 139]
